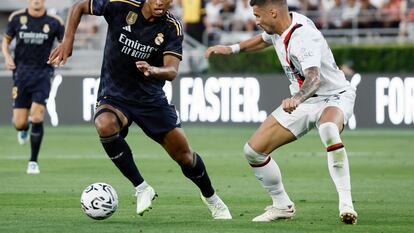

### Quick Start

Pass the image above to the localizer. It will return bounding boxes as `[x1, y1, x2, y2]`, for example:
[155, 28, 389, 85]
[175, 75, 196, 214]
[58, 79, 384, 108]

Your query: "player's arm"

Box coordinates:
[205, 34, 271, 58]
[282, 67, 321, 113]
[1, 35, 16, 70]
[136, 55, 180, 81]
[48, 0, 90, 66]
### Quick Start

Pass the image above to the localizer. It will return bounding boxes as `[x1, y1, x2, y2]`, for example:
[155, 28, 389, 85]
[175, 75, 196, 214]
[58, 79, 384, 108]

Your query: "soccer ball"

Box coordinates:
[80, 182, 118, 220]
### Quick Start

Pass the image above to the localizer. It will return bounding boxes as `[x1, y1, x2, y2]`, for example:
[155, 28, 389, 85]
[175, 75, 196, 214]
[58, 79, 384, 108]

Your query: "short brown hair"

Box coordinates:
[250, 0, 287, 7]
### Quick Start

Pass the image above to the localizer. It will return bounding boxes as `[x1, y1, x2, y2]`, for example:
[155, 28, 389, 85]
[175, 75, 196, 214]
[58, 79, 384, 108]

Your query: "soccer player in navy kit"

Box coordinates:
[48, 0, 232, 219]
[1, 0, 64, 174]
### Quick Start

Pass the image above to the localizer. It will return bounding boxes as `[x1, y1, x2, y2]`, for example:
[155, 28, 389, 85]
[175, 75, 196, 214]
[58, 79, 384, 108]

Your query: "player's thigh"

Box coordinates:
[248, 115, 296, 154]
[30, 102, 46, 123]
[161, 128, 193, 166]
[318, 106, 344, 131]
[317, 90, 356, 132]
[13, 108, 30, 129]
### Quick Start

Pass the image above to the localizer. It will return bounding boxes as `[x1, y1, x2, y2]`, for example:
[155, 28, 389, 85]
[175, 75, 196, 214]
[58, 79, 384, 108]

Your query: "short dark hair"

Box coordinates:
[250, 0, 287, 7]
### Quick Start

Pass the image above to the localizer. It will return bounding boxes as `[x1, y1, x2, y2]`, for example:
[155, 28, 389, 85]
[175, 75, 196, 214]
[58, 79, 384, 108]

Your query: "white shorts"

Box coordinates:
[271, 87, 356, 138]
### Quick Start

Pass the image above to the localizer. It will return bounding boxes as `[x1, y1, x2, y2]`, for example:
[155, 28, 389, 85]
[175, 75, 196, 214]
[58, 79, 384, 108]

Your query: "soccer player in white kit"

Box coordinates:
[205, 0, 358, 224]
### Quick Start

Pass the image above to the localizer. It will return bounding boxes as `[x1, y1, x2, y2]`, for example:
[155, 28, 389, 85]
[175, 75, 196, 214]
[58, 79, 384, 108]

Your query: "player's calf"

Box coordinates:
[318, 122, 357, 224]
[244, 143, 294, 220]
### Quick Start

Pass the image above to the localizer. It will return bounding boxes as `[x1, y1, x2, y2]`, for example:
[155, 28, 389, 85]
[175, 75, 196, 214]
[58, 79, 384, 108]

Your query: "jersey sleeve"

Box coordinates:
[163, 19, 184, 60]
[4, 16, 17, 39]
[88, 0, 110, 16]
[261, 32, 273, 45]
[290, 29, 323, 71]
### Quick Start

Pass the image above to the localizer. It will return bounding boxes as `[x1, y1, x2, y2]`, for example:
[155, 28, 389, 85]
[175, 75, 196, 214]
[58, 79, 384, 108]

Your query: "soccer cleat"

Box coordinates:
[340, 204, 358, 224]
[252, 204, 296, 222]
[135, 185, 157, 216]
[200, 194, 232, 220]
[26, 161, 40, 174]
[17, 130, 30, 145]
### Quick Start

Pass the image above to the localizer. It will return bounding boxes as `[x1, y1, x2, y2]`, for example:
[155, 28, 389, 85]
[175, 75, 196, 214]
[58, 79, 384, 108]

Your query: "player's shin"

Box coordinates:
[244, 143, 293, 209]
[100, 133, 144, 187]
[30, 122, 43, 162]
[180, 153, 215, 198]
[318, 122, 353, 207]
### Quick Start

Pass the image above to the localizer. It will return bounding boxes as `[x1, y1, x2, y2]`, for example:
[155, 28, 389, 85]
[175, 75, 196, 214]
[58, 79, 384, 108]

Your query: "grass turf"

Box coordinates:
[0, 126, 413, 233]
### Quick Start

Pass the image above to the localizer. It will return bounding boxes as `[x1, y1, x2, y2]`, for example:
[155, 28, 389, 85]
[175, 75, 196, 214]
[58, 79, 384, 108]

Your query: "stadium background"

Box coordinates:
[0, 0, 413, 232]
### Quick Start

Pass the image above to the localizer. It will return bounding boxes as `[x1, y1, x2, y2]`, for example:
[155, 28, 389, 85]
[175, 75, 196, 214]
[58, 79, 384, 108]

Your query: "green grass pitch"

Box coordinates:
[0, 125, 413, 233]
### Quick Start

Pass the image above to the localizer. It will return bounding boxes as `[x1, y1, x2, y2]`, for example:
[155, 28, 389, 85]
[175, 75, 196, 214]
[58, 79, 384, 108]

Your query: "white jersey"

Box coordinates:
[262, 12, 351, 96]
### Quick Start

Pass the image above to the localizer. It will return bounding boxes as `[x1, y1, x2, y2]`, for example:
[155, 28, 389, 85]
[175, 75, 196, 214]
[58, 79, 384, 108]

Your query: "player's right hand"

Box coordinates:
[4, 56, 16, 70]
[205, 45, 232, 59]
[47, 40, 73, 67]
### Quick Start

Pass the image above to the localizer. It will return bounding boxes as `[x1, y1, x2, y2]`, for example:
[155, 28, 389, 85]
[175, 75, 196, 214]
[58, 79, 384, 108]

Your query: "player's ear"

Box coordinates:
[270, 8, 278, 19]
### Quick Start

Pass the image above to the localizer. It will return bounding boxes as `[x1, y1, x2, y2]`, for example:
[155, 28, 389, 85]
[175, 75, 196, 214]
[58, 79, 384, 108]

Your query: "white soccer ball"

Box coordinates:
[80, 182, 118, 220]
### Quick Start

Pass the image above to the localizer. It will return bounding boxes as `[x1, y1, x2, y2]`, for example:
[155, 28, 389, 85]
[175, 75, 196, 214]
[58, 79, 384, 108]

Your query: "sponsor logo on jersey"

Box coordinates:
[122, 25, 131, 32]
[43, 24, 50, 33]
[126, 11, 138, 25]
[119, 33, 158, 59]
[155, 33, 164, 45]
[19, 31, 49, 44]
[20, 16, 28, 29]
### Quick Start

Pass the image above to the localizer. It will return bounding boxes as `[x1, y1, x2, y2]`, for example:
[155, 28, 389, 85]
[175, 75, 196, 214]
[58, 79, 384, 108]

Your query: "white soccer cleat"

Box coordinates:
[252, 204, 296, 222]
[26, 161, 40, 174]
[135, 185, 157, 216]
[200, 194, 232, 220]
[339, 203, 358, 224]
[17, 130, 30, 145]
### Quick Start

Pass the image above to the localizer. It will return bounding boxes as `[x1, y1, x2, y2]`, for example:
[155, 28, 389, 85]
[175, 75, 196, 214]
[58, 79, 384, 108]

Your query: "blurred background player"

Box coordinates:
[48, 0, 231, 219]
[206, 0, 357, 224]
[1, 0, 64, 174]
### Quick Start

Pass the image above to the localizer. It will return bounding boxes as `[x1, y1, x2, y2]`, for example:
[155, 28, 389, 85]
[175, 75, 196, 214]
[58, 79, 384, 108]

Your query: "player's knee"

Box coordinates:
[14, 120, 29, 131]
[30, 114, 44, 123]
[318, 122, 341, 147]
[244, 143, 268, 164]
[173, 150, 194, 167]
[95, 115, 119, 137]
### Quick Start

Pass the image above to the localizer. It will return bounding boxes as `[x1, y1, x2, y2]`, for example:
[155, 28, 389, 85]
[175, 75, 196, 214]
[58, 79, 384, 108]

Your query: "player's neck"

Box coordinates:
[28, 8, 46, 18]
[141, 3, 156, 22]
[276, 12, 292, 36]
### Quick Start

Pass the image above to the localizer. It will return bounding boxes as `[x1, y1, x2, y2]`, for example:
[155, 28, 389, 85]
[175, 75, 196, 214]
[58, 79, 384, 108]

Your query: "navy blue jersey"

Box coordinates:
[89, 0, 183, 103]
[4, 9, 64, 82]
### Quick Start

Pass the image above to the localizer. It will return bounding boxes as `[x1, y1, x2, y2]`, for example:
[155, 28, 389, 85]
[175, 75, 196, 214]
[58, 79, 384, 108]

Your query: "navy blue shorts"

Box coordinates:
[12, 76, 51, 108]
[96, 96, 181, 143]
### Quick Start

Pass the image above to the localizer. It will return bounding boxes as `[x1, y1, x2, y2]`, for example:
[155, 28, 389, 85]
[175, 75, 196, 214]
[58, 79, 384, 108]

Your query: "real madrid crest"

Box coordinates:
[126, 11, 138, 25]
[20, 16, 28, 29]
[43, 24, 50, 33]
[155, 33, 164, 46]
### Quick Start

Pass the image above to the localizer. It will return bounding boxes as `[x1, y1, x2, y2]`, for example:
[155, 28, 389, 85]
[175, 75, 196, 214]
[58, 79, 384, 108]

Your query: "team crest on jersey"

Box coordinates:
[43, 24, 50, 33]
[126, 11, 138, 25]
[20, 16, 28, 29]
[155, 33, 164, 45]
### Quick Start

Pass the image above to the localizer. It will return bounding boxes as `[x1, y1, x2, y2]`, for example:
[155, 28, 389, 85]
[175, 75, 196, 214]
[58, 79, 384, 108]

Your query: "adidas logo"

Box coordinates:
[122, 25, 131, 32]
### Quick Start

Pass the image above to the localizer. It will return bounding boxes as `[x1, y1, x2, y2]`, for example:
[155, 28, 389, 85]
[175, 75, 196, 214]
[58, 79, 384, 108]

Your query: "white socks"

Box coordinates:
[204, 193, 219, 205]
[244, 143, 293, 209]
[135, 180, 149, 192]
[319, 122, 353, 207]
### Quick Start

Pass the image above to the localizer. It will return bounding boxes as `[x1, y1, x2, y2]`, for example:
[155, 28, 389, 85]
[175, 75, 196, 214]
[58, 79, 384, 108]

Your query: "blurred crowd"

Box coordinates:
[49, 0, 414, 46]
[167, 0, 414, 43]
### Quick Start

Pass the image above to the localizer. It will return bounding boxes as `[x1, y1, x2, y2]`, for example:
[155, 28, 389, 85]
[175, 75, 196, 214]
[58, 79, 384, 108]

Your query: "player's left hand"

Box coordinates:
[136, 61, 156, 77]
[282, 98, 300, 114]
